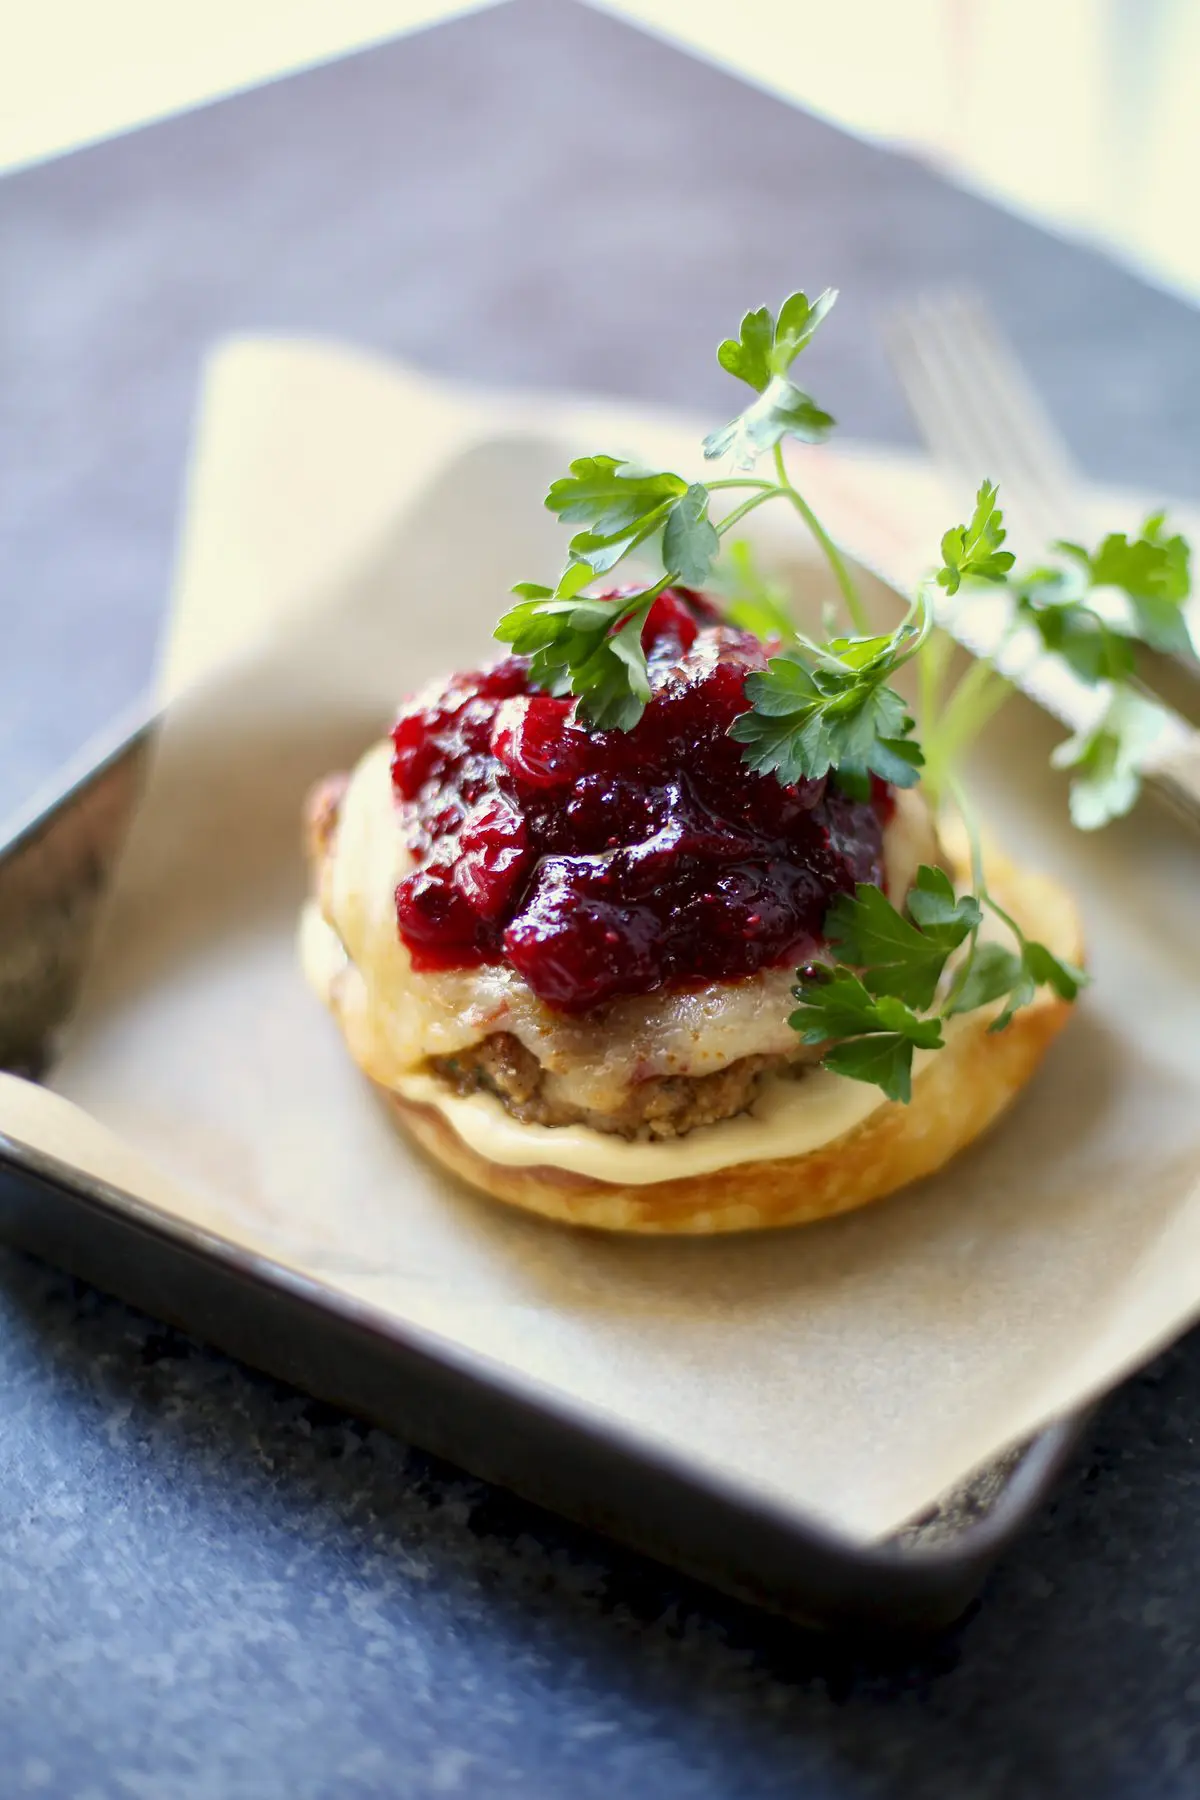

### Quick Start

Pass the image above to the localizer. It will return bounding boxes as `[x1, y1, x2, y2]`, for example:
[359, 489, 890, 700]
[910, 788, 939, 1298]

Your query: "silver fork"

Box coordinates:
[886, 291, 1083, 555]
[885, 289, 1200, 835]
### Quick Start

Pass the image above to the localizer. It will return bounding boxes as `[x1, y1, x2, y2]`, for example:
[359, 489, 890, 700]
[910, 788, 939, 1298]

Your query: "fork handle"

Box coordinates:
[1145, 739, 1200, 836]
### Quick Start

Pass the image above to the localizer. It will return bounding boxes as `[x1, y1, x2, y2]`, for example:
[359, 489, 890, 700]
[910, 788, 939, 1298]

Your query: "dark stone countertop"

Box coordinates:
[2, 3, 1199, 1793]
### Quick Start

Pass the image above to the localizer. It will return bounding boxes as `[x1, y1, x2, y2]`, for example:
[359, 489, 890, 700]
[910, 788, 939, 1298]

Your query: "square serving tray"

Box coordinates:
[0, 711, 1088, 1636]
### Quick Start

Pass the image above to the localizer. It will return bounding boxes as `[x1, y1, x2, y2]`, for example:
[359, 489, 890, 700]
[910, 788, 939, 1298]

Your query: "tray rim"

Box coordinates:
[0, 1125, 1090, 1634]
[0, 1121, 1087, 1565]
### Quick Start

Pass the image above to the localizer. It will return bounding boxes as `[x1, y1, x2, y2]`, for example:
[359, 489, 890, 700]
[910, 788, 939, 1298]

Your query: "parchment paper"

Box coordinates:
[3, 337, 1200, 1544]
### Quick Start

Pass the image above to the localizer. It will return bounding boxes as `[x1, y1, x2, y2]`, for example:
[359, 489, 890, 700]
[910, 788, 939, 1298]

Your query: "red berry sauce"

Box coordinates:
[391, 589, 891, 1013]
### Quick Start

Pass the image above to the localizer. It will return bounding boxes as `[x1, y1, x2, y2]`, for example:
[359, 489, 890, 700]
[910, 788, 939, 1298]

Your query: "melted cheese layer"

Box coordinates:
[300, 897, 973, 1185]
[301, 900, 906, 1178]
[314, 739, 941, 1118]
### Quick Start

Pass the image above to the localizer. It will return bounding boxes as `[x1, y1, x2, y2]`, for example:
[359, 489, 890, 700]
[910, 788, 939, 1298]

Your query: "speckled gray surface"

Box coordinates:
[2, 3, 1200, 1792]
[3, 1258, 1200, 1798]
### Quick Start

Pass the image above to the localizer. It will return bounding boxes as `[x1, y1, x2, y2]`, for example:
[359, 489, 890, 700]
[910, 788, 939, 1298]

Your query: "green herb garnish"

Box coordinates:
[791, 859, 1084, 1102]
[935, 480, 1016, 594]
[702, 289, 838, 468]
[730, 635, 925, 792]
[789, 970, 944, 1105]
[492, 286, 1192, 1100]
[496, 288, 860, 729]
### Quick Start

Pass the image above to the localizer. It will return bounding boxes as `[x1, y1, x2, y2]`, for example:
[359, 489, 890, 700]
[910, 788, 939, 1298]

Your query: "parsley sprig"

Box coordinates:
[495, 457, 725, 728]
[923, 508, 1193, 828]
[791, 858, 1084, 1103]
[728, 480, 1017, 796]
[497, 289, 869, 727]
[702, 290, 837, 468]
[729, 630, 926, 793]
[490, 284, 1192, 1101]
[1050, 686, 1169, 831]
[936, 480, 1016, 594]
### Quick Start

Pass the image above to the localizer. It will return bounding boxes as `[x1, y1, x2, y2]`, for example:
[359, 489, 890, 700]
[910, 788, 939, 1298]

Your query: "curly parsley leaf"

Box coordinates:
[1012, 569, 1137, 685]
[715, 288, 837, 393]
[661, 482, 720, 585]
[791, 869, 1085, 1098]
[1049, 685, 1171, 829]
[495, 588, 657, 731]
[703, 380, 835, 470]
[945, 941, 1023, 1016]
[1056, 513, 1192, 657]
[945, 936, 1083, 1029]
[502, 458, 727, 727]
[715, 304, 774, 391]
[936, 480, 1016, 595]
[729, 646, 923, 790]
[703, 289, 837, 469]
[789, 968, 944, 1104]
[824, 867, 979, 1010]
[542, 456, 691, 580]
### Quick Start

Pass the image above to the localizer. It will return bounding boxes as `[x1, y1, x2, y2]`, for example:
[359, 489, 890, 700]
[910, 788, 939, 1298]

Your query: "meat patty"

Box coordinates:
[430, 1032, 806, 1141]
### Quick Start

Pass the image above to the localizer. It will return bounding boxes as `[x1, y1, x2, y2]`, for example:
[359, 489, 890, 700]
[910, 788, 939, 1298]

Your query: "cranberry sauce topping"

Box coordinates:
[390, 589, 890, 1013]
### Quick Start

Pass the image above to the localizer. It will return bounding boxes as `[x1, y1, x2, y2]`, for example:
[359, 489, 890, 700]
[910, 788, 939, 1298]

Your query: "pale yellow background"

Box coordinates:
[5, 2, 1198, 298]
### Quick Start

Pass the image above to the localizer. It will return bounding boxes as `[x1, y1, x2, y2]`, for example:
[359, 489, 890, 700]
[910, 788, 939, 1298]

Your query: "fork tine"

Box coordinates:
[884, 310, 991, 488]
[937, 293, 1080, 531]
[885, 287, 1200, 719]
[885, 301, 1047, 541]
[885, 289, 1080, 550]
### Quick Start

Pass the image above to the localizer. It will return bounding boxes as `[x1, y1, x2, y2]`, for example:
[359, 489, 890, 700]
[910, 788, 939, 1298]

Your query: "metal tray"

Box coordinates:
[0, 718, 1088, 1636]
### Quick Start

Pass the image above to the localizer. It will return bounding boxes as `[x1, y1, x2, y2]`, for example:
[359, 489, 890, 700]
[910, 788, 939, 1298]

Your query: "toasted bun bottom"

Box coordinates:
[386, 975, 1071, 1233]
[312, 814, 1083, 1233]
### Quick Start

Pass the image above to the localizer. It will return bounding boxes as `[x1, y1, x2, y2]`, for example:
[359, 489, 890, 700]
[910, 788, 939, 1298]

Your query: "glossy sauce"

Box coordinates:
[390, 589, 891, 1014]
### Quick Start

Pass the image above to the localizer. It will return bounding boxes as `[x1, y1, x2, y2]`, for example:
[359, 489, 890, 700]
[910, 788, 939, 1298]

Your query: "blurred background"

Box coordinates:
[4, 0, 1198, 301]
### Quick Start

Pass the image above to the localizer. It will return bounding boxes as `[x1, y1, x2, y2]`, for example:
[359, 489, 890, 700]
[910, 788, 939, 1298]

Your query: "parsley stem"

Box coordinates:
[925, 654, 1013, 798]
[715, 490, 779, 535]
[937, 645, 994, 731]
[981, 890, 1027, 947]
[623, 573, 674, 615]
[771, 444, 869, 635]
[923, 610, 1020, 797]
[706, 478, 777, 492]
[945, 773, 986, 900]
[939, 772, 987, 1018]
[918, 626, 954, 744]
